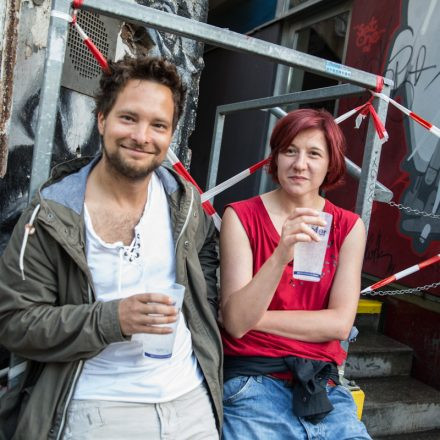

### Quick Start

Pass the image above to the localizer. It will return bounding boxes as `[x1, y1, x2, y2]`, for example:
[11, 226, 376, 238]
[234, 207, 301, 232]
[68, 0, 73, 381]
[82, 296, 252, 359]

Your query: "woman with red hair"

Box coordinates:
[220, 108, 371, 439]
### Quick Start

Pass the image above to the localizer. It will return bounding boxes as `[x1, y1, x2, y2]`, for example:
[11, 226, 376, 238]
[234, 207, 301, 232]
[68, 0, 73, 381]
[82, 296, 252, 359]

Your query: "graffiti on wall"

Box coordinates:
[354, 16, 385, 53]
[331, 0, 439, 291]
[385, 0, 440, 253]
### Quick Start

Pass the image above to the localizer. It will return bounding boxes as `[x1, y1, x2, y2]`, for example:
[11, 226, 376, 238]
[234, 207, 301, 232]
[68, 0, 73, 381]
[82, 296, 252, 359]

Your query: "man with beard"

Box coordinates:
[0, 56, 222, 440]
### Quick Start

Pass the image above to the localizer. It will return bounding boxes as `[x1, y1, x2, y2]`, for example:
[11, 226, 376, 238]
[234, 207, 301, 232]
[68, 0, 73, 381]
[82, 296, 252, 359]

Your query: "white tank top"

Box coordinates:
[73, 172, 203, 402]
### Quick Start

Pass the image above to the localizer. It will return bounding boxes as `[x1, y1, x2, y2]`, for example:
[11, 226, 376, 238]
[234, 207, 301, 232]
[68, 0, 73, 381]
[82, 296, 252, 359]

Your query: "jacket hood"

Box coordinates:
[40, 155, 182, 214]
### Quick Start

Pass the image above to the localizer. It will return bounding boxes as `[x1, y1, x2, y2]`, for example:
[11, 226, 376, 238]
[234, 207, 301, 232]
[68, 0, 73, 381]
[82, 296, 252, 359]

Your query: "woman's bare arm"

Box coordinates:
[253, 218, 366, 342]
[220, 206, 325, 338]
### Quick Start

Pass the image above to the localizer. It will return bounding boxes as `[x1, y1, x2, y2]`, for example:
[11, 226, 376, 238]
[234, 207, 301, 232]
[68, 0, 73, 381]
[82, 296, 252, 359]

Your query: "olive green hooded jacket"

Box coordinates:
[0, 156, 223, 440]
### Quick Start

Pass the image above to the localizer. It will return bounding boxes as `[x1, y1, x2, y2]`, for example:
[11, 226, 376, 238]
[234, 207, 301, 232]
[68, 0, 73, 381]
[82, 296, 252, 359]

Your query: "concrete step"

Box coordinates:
[376, 430, 440, 439]
[357, 376, 440, 437]
[355, 312, 381, 332]
[345, 332, 413, 379]
[355, 299, 383, 332]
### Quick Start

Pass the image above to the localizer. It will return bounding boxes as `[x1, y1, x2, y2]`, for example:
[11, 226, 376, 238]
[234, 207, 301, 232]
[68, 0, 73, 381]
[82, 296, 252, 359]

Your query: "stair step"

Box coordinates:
[346, 332, 413, 378]
[376, 429, 440, 439]
[355, 299, 383, 332]
[356, 377, 440, 437]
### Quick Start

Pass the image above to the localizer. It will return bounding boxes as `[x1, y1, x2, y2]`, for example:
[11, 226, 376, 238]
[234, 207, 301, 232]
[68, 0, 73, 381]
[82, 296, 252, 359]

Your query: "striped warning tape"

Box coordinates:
[201, 158, 269, 203]
[71, 19, 110, 73]
[361, 254, 440, 294]
[50, 6, 109, 73]
[166, 150, 222, 230]
[371, 91, 440, 139]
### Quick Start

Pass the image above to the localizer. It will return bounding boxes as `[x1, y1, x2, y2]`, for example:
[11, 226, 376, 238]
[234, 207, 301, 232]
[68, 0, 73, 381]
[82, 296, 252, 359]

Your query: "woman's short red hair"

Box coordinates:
[268, 108, 346, 191]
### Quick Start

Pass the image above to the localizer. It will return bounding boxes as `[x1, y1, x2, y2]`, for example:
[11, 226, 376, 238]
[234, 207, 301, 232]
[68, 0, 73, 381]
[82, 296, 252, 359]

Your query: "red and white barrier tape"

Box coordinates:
[321, 96, 390, 143]
[166, 150, 222, 230]
[201, 158, 269, 203]
[361, 254, 440, 294]
[70, 16, 110, 73]
[371, 91, 440, 139]
[50, 6, 109, 72]
[344, 75, 388, 144]
[354, 97, 389, 144]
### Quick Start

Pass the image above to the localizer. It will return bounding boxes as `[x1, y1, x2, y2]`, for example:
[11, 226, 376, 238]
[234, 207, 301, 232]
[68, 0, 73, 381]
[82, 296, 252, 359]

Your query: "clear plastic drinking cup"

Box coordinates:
[293, 212, 333, 282]
[132, 283, 185, 359]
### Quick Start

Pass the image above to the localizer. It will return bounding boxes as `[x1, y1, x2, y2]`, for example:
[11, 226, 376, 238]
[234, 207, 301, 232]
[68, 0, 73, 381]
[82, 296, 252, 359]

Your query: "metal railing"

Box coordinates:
[206, 84, 393, 231]
[29, 0, 392, 234]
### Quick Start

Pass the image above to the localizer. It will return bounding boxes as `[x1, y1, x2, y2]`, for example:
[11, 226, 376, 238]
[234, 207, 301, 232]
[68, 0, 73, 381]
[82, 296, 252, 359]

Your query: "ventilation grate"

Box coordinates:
[67, 10, 109, 79]
[61, 11, 118, 96]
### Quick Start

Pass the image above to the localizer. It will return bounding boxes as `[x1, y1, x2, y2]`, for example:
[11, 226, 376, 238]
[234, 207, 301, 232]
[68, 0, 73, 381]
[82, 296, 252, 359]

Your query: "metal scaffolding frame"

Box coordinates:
[206, 84, 393, 222]
[29, 0, 393, 232]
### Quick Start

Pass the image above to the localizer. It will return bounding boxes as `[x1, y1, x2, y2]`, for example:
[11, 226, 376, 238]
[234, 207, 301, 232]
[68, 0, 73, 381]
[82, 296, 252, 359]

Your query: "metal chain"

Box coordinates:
[362, 281, 440, 296]
[387, 201, 440, 219]
[367, 201, 439, 295]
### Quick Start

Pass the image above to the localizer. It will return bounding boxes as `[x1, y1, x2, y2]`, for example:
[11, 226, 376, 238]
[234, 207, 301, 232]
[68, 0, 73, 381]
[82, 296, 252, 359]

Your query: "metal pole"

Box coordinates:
[28, 0, 71, 201]
[79, 0, 392, 90]
[207, 111, 225, 191]
[345, 158, 392, 203]
[355, 83, 392, 232]
[217, 84, 365, 114]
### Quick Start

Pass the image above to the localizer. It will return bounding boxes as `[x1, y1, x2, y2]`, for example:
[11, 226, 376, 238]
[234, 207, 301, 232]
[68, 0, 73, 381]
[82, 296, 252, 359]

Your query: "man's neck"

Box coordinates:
[86, 158, 152, 210]
[84, 159, 156, 245]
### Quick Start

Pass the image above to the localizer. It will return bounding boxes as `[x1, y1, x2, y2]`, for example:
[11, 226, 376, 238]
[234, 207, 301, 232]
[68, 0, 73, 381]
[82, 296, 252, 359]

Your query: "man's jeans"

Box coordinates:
[223, 375, 372, 440]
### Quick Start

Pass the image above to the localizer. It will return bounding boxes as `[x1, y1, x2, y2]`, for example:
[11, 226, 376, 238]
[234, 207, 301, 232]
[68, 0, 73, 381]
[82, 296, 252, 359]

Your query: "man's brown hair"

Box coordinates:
[95, 56, 186, 130]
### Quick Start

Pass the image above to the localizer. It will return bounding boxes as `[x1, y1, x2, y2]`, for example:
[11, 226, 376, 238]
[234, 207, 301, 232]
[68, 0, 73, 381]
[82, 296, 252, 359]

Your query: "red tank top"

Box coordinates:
[221, 196, 359, 366]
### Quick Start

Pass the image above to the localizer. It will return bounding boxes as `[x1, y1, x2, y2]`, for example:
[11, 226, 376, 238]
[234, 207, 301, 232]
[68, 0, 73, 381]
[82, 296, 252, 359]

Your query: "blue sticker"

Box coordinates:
[325, 61, 352, 78]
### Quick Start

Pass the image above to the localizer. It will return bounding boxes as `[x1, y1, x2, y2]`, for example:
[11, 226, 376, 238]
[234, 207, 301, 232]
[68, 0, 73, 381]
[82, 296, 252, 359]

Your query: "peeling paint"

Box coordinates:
[120, 22, 155, 57]
[0, 0, 22, 178]
[28, 0, 50, 51]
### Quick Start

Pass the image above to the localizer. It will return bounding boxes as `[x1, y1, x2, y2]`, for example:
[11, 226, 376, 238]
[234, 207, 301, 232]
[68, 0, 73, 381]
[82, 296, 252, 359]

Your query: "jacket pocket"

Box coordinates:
[0, 384, 22, 440]
[63, 401, 104, 438]
[0, 360, 44, 439]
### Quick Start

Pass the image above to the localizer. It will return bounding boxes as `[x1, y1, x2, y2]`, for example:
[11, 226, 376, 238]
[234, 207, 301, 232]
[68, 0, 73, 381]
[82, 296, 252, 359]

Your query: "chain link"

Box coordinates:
[363, 281, 440, 296]
[387, 201, 440, 219]
[368, 201, 439, 295]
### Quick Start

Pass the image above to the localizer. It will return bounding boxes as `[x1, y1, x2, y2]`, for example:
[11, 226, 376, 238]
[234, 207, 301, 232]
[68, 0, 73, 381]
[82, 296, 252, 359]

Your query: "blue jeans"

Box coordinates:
[223, 375, 371, 440]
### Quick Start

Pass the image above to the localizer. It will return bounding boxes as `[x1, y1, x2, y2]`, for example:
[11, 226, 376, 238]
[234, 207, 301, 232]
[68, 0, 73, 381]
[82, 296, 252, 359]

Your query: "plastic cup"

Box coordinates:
[132, 283, 185, 359]
[293, 212, 333, 282]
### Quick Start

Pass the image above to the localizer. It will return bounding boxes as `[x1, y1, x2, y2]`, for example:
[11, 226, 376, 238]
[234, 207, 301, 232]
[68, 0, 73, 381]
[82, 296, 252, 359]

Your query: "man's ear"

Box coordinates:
[97, 112, 105, 135]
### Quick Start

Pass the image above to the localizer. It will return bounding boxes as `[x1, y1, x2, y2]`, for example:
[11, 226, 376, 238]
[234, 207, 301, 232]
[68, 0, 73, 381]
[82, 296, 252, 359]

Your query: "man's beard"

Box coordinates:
[102, 138, 163, 181]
